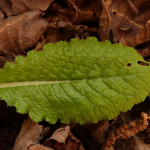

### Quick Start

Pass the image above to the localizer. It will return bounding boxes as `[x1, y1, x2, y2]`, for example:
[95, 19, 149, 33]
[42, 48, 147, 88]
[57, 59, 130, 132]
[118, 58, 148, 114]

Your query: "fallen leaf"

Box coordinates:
[48, 3, 76, 23]
[65, 136, 80, 150]
[34, 36, 47, 51]
[57, 21, 74, 40]
[120, 19, 150, 47]
[46, 23, 62, 44]
[67, 0, 102, 24]
[45, 125, 70, 149]
[99, 0, 111, 41]
[0, 10, 48, 56]
[47, 1, 101, 40]
[110, 0, 150, 46]
[29, 144, 54, 150]
[10, 0, 54, 15]
[65, 132, 84, 150]
[13, 117, 43, 150]
[0, 0, 14, 17]
[74, 25, 89, 39]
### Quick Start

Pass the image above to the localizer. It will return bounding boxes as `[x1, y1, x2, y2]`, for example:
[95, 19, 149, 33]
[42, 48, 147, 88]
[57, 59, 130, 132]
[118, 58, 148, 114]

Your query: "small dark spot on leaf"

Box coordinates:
[127, 63, 131, 67]
[137, 61, 149, 66]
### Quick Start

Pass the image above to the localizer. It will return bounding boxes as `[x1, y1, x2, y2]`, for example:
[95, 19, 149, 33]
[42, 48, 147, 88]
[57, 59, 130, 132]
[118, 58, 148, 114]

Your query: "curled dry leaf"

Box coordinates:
[10, 0, 54, 15]
[45, 125, 70, 149]
[65, 132, 84, 150]
[74, 25, 89, 39]
[13, 117, 43, 150]
[110, 0, 150, 46]
[0, 10, 48, 56]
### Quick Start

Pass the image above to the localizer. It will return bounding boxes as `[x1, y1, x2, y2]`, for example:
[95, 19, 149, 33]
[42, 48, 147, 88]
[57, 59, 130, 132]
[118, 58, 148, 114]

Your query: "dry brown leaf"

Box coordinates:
[120, 19, 150, 47]
[47, 1, 101, 41]
[34, 35, 47, 51]
[50, 1, 102, 24]
[0, 0, 15, 17]
[13, 117, 43, 150]
[65, 132, 84, 150]
[110, 0, 150, 46]
[10, 0, 54, 15]
[74, 25, 89, 39]
[0, 10, 48, 56]
[29, 144, 54, 150]
[99, 0, 111, 41]
[48, 3, 75, 23]
[67, 0, 102, 24]
[65, 136, 80, 150]
[45, 125, 70, 149]
[46, 23, 62, 44]
[57, 21, 74, 40]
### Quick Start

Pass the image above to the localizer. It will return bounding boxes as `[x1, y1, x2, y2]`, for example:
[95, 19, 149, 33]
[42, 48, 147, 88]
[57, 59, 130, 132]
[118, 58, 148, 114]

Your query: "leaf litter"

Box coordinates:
[0, 10, 48, 68]
[0, 0, 150, 150]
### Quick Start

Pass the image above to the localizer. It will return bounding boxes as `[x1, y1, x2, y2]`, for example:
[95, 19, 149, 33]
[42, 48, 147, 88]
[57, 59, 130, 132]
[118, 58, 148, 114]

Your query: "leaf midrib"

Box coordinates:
[0, 72, 148, 88]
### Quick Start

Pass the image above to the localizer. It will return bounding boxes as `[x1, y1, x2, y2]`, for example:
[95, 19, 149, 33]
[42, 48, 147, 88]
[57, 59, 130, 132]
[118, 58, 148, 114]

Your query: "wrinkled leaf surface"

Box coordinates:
[0, 37, 150, 124]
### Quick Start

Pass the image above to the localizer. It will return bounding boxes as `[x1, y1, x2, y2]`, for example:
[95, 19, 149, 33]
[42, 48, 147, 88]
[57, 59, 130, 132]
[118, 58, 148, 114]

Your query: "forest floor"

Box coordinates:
[0, 0, 150, 150]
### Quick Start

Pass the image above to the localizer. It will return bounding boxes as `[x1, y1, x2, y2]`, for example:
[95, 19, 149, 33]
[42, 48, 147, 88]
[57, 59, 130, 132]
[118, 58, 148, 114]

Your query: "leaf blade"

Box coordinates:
[0, 37, 150, 124]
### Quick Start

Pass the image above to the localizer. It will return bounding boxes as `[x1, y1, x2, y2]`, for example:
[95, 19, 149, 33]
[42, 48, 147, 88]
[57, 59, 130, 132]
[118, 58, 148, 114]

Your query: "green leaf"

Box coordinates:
[0, 37, 150, 124]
